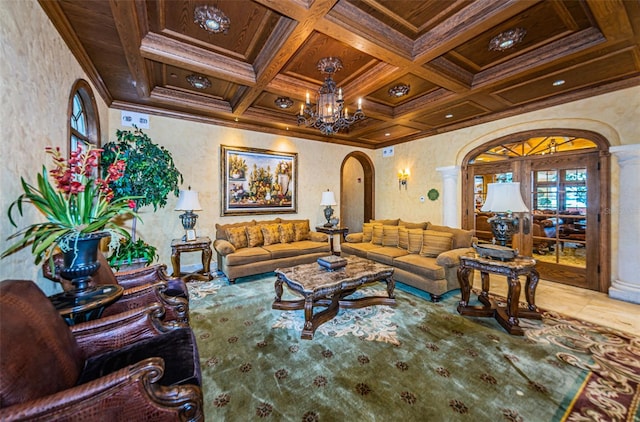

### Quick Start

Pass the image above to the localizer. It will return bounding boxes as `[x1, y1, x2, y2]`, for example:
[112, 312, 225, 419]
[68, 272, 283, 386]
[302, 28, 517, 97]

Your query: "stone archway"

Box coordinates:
[340, 152, 374, 232]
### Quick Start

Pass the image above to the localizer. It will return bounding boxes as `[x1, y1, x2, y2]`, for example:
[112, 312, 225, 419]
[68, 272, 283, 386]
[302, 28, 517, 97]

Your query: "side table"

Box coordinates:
[171, 236, 213, 281]
[315, 226, 349, 255]
[457, 254, 541, 335]
[50, 284, 124, 326]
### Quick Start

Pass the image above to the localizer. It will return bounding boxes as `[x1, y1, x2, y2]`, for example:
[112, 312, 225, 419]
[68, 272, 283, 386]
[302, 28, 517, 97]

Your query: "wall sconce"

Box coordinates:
[398, 169, 410, 190]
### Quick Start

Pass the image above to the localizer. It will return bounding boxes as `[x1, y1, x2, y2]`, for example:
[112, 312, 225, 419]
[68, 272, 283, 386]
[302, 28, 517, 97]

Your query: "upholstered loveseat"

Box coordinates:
[213, 218, 330, 282]
[341, 219, 475, 302]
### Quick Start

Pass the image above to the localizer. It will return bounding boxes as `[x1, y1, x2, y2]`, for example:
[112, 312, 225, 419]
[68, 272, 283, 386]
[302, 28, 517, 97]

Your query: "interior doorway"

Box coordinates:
[462, 130, 610, 292]
[340, 152, 374, 234]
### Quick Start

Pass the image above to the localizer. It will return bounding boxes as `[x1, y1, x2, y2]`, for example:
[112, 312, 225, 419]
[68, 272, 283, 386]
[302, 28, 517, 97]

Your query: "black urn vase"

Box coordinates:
[60, 232, 108, 296]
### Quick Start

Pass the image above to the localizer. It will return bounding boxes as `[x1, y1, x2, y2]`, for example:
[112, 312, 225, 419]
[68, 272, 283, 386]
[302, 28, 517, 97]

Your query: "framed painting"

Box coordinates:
[221, 145, 297, 216]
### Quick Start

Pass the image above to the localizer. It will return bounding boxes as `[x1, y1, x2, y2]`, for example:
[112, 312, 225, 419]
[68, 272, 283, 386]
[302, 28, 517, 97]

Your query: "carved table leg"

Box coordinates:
[506, 275, 521, 327]
[274, 276, 284, 302]
[171, 247, 180, 277]
[479, 270, 491, 307]
[301, 296, 315, 340]
[457, 265, 473, 308]
[386, 276, 396, 299]
[525, 268, 539, 311]
[202, 246, 213, 279]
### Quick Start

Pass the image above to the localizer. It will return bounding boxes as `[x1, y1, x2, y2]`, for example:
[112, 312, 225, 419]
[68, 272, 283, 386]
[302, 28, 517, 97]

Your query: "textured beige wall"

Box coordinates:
[0, 0, 109, 295]
[106, 112, 369, 270]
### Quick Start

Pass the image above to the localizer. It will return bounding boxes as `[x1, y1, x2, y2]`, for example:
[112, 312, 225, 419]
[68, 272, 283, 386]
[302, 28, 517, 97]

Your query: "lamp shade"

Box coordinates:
[320, 191, 337, 206]
[175, 189, 202, 211]
[481, 182, 529, 213]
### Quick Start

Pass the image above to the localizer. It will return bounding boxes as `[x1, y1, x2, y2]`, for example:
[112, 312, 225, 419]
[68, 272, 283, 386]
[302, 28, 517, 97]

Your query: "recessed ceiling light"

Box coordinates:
[194, 5, 230, 34]
[274, 96, 293, 109]
[553, 79, 565, 86]
[385, 133, 391, 136]
[445, 114, 453, 119]
[388, 84, 410, 98]
[489, 28, 526, 52]
[234, 117, 239, 122]
[186, 74, 211, 89]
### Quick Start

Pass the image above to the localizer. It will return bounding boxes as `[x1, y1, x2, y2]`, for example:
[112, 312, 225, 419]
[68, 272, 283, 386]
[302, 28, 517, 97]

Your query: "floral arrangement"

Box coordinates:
[2, 144, 140, 266]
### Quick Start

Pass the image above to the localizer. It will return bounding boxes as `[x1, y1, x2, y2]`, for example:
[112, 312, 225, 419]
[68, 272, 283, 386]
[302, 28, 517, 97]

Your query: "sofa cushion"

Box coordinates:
[407, 229, 423, 254]
[293, 221, 310, 241]
[279, 223, 295, 243]
[393, 254, 446, 280]
[382, 225, 399, 247]
[341, 242, 381, 258]
[372, 225, 384, 245]
[371, 218, 399, 226]
[213, 239, 236, 256]
[427, 224, 473, 249]
[398, 227, 408, 249]
[420, 230, 454, 257]
[262, 243, 300, 259]
[367, 246, 408, 265]
[246, 225, 264, 247]
[293, 240, 331, 254]
[362, 222, 379, 243]
[399, 220, 428, 229]
[216, 221, 255, 240]
[225, 247, 272, 266]
[226, 226, 248, 249]
[261, 224, 281, 246]
[345, 232, 363, 243]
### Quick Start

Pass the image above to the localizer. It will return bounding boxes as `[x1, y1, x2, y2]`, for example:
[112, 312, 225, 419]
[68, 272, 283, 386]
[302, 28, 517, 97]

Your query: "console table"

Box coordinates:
[171, 236, 213, 281]
[50, 284, 124, 326]
[457, 254, 541, 335]
[315, 226, 348, 255]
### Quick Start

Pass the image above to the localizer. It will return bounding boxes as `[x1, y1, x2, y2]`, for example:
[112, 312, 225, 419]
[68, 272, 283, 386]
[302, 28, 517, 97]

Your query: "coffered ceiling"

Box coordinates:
[40, 0, 640, 149]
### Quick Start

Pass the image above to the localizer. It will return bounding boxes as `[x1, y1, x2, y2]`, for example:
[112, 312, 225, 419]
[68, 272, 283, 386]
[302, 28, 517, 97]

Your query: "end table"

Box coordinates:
[315, 226, 349, 255]
[457, 254, 541, 335]
[50, 284, 124, 325]
[171, 236, 213, 281]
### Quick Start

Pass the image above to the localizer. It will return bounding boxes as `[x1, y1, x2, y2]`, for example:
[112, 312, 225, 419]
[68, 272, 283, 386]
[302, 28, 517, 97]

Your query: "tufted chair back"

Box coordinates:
[0, 280, 84, 408]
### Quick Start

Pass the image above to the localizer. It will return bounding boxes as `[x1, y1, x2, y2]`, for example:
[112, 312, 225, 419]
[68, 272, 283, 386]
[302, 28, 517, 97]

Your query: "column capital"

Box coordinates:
[436, 165, 459, 180]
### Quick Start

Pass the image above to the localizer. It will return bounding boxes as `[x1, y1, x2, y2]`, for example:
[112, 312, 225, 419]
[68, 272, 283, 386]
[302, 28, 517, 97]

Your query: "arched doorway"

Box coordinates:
[462, 129, 611, 292]
[340, 152, 374, 234]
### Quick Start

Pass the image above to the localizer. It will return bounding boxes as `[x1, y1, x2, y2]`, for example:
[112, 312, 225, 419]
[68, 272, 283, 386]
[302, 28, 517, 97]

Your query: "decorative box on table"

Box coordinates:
[317, 255, 347, 270]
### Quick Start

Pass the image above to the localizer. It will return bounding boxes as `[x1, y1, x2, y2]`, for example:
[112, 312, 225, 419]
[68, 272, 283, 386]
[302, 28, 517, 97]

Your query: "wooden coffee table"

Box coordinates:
[273, 256, 396, 339]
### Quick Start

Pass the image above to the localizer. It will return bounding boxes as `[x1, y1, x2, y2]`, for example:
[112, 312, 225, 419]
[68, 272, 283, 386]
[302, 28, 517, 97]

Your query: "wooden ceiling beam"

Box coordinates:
[140, 33, 257, 86]
[109, 0, 151, 99]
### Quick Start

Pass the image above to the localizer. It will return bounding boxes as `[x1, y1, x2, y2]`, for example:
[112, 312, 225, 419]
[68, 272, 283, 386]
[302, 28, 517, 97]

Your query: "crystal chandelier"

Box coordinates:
[297, 57, 364, 136]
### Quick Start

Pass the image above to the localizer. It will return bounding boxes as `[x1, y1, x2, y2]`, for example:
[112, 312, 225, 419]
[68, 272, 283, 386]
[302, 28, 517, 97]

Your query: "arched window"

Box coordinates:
[68, 79, 100, 154]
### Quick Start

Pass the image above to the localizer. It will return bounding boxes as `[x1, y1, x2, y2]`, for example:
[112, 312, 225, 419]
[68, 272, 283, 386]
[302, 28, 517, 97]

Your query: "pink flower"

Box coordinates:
[128, 200, 137, 209]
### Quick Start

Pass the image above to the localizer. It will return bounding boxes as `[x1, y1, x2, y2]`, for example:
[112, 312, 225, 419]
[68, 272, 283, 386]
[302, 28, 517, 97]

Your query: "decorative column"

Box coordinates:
[609, 144, 640, 304]
[436, 166, 459, 228]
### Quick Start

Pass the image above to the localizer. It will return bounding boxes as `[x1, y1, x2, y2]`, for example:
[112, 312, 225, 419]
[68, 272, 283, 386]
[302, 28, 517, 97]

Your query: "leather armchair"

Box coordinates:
[43, 252, 190, 324]
[0, 279, 203, 421]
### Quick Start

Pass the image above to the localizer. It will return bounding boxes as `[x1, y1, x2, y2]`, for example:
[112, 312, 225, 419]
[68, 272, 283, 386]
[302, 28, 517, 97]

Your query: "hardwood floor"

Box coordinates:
[473, 275, 640, 336]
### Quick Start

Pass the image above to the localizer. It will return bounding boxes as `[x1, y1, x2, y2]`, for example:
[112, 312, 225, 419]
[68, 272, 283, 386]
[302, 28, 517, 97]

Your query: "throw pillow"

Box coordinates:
[261, 224, 281, 246]
[420, 230, 454, 257]
[382, 225, 399, 247]
[371, 225, 384, 245]
[225, 226, 248, 249]
[280, 223, 295, 243]
[293, 221, 310, 241]
[245, 225, 264, 247]
[398, 227, 409, 250]
[407, 229, 423, 254]
[362, 223, 377, 243]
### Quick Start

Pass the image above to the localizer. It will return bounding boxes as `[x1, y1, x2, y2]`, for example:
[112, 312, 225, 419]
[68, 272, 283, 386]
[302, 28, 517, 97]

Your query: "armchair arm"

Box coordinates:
[0, 358, 203, 422]
[309, 232, 329, 242]
[345, 232, 363, 243]
[102, 282, 190, 325]
[436, 247, 475, 267]
[213, 239, 236, 256]
[71, 303, 173, 358]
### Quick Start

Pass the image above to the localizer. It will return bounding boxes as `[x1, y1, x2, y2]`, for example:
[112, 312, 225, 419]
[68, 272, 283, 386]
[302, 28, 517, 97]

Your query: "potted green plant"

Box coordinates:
[108, 238, 158, 271]
[1, 145, 139, 293]
[101, 126, 183, 268]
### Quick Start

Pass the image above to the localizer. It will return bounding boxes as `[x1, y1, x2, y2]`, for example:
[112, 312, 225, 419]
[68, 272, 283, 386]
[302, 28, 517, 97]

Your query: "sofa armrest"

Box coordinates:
[436, 247, 475, 267]
[213, 239, 236, 256]
[345, 232, 363, 243]
[309, 232, 329, 242]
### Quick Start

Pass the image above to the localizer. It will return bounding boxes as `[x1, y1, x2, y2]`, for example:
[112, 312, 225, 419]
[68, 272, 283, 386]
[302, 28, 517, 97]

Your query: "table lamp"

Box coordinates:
[175, 187, 202, 241]
[320, 190, 337, 227]
[481, 182, 529, 247]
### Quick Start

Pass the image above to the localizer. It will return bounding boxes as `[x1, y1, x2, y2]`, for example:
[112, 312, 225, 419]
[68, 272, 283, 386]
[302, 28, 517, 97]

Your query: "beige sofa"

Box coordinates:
[341, 219, 474, 302]
[213, 218, 330, 282]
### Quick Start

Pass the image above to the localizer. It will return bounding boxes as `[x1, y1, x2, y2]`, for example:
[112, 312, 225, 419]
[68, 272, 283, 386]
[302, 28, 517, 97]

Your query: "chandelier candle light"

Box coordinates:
[175, 187, 202, 241]
[298, 57, 365, 136]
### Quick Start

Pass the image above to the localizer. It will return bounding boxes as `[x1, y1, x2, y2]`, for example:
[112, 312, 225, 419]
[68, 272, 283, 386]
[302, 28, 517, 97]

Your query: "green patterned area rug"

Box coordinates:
[188, 275, 640, 422]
